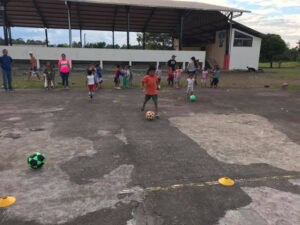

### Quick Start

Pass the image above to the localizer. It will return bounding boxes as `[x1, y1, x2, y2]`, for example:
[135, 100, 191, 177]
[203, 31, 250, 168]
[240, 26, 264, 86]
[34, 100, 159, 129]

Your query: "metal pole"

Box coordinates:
[126, 6, 130, 49]
[112, 31, 115, 48]
[45, 28, 49, 47]
[8, 26, 12, 46]
[142, 32, 146, 49]
[1, 0, 8, 45]
[179, 15, 184, 50]
[66, 1, 72, 48]
[80, 29, 83, 48]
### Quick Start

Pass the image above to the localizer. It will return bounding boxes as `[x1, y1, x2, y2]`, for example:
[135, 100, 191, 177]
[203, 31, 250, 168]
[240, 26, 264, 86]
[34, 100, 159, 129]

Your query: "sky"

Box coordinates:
[3, 0, 300, 48]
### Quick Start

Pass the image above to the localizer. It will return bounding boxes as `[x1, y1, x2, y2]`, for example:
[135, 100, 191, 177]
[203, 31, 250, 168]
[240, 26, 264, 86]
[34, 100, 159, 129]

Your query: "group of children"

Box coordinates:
[114, 65, 133, 89]
[85, 64, 103, 99]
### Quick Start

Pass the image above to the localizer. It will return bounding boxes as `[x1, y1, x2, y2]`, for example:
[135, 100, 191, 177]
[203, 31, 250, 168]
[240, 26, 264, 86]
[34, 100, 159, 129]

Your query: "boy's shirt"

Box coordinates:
[176, 69, 183, 78]
[187, 78, 194, 88]
[168, 70, 173, 79]
[115, 69, 120, 78]
[142, 75, 158, 95]
[30, 56, 37, 68]
[96, 68, 102, 78]
[87, 75, 95, 85]
[155, 69, 162, 79]
[214, 71, 220, 79]
[0, 55, 13, 71]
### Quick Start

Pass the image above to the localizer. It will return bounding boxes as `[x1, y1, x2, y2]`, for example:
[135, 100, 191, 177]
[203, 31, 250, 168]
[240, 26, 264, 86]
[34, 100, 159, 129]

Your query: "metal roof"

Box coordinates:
[69, 0, 249, 13]
[1, 0, 254, 46]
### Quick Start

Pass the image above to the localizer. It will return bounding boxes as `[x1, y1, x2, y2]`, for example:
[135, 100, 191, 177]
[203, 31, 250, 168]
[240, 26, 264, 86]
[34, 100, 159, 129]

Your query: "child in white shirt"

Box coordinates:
[187, 74, 195, 98]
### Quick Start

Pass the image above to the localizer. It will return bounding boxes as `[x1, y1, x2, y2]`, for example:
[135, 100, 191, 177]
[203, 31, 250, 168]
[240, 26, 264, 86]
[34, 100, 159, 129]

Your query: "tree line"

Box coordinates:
[260, 34, 300, 68]
[1, 33, 299, 68]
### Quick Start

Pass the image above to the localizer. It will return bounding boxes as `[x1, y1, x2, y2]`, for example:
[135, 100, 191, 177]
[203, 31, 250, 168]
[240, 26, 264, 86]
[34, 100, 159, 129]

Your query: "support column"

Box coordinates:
[112, 31, 115, 48]
[80, 29, 83, 48]
[66, 1, 72, 48]
[182, 62, 186, 70]
[45, 28, 49, 47]
[224, 12, 233, 70]
[1, 0, 8, 46]
[100, 60, 103, 69]
[37, 59, 40, 69]
[179, 15, 184, 50]
[126, 6, 130, 49]
[8, 26, 12, 46]
[142, 32, 146, 49]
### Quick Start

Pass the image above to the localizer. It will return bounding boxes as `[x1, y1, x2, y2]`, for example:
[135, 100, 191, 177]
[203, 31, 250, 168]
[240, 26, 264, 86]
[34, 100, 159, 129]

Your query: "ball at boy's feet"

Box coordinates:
[146, 111, 156, 120]
[27, 152, 45, 169]
[190, 95, 196, 102]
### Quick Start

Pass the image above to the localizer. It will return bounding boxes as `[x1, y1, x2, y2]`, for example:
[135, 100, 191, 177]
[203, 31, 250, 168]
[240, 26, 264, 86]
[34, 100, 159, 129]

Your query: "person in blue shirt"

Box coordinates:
[212, 66, 220, 88]
[95, 64, 103, 89]
[0, 49, 13, 91]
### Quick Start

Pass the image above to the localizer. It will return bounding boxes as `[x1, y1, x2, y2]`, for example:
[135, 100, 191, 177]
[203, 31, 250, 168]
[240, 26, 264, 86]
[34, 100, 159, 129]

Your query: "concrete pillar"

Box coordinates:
[129, 61, 132, 66]
[37, 59, 40, 69]
[156, 61, 159, 69]
[182, 62, 186, 70]
[100, 60, 103, 69]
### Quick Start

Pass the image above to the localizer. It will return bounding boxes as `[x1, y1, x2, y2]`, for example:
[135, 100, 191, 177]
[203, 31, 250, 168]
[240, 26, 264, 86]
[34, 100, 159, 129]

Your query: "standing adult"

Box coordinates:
[167, 55, 177, 72]
[0, 49, 13, 91]
[58, 53, 70, 89]
[28, 52, 40, 81]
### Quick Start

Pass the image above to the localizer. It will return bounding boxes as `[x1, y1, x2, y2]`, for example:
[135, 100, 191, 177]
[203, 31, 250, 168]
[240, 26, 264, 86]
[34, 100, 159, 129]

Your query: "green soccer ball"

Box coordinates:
[190, 95, 196, 102]
[27, 152, 45, 169]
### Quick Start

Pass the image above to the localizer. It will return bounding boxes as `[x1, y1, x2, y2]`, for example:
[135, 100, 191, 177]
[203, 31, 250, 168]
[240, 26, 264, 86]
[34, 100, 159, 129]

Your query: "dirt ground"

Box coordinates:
[0, 86, 300, 225]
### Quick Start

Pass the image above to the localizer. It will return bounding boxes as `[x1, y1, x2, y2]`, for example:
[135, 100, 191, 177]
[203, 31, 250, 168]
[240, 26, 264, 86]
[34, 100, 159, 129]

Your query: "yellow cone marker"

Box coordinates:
[218, 177, 235, 186]
[0, 196, 16, 208]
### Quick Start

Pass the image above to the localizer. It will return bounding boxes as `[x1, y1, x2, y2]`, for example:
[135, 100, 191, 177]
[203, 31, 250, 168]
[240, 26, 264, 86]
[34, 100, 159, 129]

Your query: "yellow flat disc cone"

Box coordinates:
[218, 177, 235, 186]
[0, 196, 16, 208]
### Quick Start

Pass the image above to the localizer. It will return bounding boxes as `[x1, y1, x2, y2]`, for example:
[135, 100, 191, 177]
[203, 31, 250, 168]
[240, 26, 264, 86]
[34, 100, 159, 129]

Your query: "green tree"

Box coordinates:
[137, 32, 173, 50]
[260, 34, 287, 68]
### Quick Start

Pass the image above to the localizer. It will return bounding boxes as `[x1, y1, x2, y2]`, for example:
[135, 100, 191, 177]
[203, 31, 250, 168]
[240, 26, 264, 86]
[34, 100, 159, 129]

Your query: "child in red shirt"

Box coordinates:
[167, 67, 174, 87]
[141, 65, 159, 117]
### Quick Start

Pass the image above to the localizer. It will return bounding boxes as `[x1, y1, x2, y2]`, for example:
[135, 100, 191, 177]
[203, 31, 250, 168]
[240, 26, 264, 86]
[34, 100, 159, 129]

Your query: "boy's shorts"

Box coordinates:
[145, 94, 158, 102]
[176, 77, 181, 82]
[114, 77, 119, 84]
[30, 67, 37, 73]
[187, 87, 194, 93]
[88, 84, 95, 92]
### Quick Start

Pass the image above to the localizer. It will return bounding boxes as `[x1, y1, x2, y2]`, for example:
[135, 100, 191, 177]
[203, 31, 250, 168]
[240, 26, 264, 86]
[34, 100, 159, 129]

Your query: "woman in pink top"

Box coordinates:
[58, 53, 70, 89]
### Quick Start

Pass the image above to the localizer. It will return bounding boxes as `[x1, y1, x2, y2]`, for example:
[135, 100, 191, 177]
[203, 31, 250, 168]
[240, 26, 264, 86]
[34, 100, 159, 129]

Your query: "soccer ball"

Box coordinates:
[146, 111, 156, 120]
[27, 152, 45, 169]
[190, 95, 196, 102]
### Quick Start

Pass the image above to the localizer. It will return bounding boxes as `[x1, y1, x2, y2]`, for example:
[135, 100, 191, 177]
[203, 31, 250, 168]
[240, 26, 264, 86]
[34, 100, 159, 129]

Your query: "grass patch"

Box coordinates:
[259, 61, 300, 68]
[1, 68, 300, 92]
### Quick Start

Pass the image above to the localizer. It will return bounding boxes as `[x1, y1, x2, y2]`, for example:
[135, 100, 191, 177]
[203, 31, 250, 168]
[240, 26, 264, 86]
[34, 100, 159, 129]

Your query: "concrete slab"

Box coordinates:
[0, 87, 299, 225]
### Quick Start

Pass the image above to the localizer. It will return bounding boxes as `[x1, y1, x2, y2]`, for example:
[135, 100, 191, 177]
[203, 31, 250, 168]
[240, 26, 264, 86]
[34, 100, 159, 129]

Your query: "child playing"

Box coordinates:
[43, 62, 55, 90]
[212, 66, 220, 88]
[95, 64, 103, 89]
[187, 74, 195, 99]
[141, 65, 159, 117]
[122, 65, 129, 88]
[86, 69, 96, 99]
[210, 66, 216, 88]
[128, 66, 133, 88]
[155, 65, 162, 89]
[114, 65, 121, 89]
[175, 65, 183, 88]
[167, 67, 174, 87]
[201, 67, 209, 88]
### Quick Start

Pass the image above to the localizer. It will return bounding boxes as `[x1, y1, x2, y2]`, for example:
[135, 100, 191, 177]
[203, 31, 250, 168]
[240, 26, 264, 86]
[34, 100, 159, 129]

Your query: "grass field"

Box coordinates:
[259, 61, 300, 68]
[2, 67, 299, 91]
